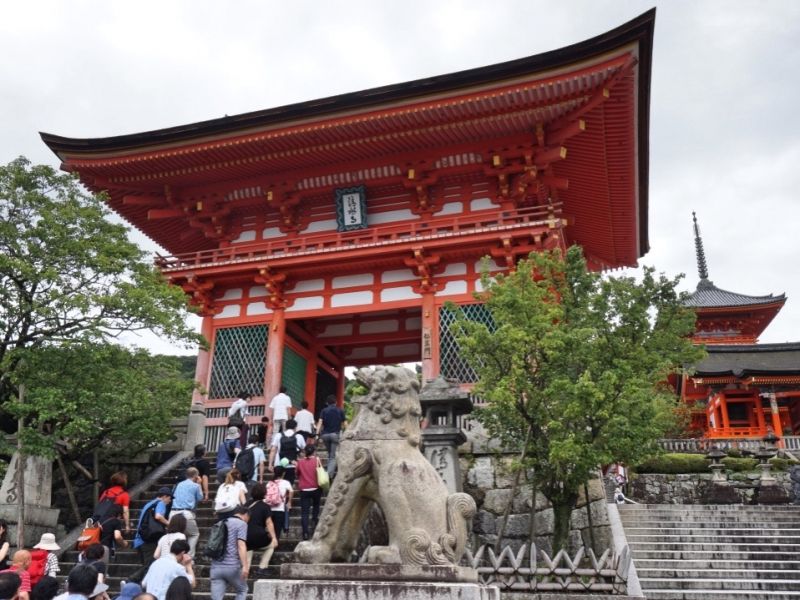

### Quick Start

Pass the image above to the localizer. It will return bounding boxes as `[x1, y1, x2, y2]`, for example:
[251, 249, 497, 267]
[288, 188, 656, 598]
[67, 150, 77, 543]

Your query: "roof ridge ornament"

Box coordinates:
[692, 211, 712, 286]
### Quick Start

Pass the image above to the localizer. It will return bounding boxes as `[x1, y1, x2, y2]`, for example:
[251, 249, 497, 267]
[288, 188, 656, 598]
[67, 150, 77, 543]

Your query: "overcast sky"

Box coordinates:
[2, 1, 799, 353]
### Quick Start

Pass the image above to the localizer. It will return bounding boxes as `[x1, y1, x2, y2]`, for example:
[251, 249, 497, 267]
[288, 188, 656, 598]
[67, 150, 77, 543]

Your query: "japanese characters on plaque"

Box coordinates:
[335, 185, 368, 232]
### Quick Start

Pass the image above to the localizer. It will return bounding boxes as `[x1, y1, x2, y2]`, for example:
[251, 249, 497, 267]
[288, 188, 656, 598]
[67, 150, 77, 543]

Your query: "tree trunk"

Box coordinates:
[551, 492, 578, 554]
[57, 456, 82, 526]
[16, 382, 25, 549]
[583, 480, 595, 552]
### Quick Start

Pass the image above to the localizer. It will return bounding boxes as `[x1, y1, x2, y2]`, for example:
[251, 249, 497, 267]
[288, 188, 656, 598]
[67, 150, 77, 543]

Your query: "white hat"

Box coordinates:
[33, 532, 60, 551]
[226, 426, 240, 440]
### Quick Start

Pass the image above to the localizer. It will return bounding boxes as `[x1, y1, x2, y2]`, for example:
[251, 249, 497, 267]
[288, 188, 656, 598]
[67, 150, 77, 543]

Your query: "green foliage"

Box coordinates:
[634, 453, 710, 474]
[722, 457, 758, 472]
[633, 453, 796, 474]
[8, 343, 192, 459]
[0, 157, 201, 413]
[448, 246, 703, 550]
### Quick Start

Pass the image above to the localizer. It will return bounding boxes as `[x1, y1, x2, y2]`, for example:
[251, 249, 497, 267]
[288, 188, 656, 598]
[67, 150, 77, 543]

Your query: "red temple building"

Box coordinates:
[42, 12, 655, 446]
[679, 213, 800, 440]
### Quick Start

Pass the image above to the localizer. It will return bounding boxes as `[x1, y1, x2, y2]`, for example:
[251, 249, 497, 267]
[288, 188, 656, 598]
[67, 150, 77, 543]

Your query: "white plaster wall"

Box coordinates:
[331, 291, 373, 307]
[443, 263, 467, 276]
[318, 323, 353, 337]
[246, 302, 272, 316]
[384, 343, 419, 357]
[381, 268, 416, 283]
[287, 296, 325, 312]
[332, 273, 374, 289]
[305, 219, 337, 233]
[262, 227, 284, 239]
[232, 230, 257, 244]
[368, 209, 415, 225]
[249, 286, 268, 298]
[405, 316, 422, 330]
[350, 347, 378, 359]
[440, 280, 468, 296]
[380, 286, 421, 302]
[221, 288, 243, 300]
[360, 320, 399, 334]
[214, 305, 241, 319]
[438, 201, 464, 215]
[289, 279, 325, 293]
[470, 197, 495, 211]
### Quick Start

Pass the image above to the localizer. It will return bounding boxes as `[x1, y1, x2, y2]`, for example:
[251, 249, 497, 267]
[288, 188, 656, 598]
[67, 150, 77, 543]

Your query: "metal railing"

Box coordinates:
[462, 543, 630, 594]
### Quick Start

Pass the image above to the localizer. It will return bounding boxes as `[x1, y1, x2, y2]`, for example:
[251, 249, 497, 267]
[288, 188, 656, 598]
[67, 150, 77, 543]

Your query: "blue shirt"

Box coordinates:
[133, 498, 170, 548]
[142, 555, 191, 600]
[215, 439, 240, 471]
[172, 479, 202, 511]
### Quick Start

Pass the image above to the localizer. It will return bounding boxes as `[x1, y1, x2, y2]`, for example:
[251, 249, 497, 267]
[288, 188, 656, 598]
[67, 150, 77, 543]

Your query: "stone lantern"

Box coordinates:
[705, 445, 728, 482]
[418, 376, 473, 494]
[755, 432, 779, 484]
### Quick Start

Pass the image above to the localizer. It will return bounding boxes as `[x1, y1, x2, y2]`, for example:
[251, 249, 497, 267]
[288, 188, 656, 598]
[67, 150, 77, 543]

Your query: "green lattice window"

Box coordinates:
[208, 325, 268, 399]
[281, 346, 307, 407]
[439, 303, 495, 383]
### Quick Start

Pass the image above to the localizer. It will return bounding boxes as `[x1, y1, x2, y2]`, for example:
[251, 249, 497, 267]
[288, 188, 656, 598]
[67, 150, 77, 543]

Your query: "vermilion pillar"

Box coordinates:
[264, 308, 286, 418]
[304, 345, 318, 413]
[191, 316, 214, 406]
[421, 292, 440, 382]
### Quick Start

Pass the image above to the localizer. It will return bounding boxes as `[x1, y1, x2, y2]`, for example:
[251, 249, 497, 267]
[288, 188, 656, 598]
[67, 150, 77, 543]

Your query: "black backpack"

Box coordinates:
[139, 502, 166, 543]
[279, 433, 298, 462]
[235, 447, 256, 480]
[174, 456, 198, 487]
[203, 519, 228, 560]
[91, 489, 121, 523]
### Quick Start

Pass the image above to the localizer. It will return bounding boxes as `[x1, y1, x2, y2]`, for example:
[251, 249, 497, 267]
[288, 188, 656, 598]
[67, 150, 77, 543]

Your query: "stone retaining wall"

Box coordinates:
[629, 471, 793, 504]
[460, 453, 612, 555]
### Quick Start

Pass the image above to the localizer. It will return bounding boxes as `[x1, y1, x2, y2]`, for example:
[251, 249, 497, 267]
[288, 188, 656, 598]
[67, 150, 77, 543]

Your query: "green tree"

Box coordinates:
[449, 246, 703, 551]
[0, 157, 200, 415]
[9, 343, 193, 460]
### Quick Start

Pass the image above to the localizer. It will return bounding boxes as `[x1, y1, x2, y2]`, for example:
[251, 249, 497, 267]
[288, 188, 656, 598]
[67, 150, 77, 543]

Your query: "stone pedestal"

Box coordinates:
[0, 453, 60, 545]
[419, 376, 473, 494]
[255, 564, 498, 600]
[184, 404, 207, 450]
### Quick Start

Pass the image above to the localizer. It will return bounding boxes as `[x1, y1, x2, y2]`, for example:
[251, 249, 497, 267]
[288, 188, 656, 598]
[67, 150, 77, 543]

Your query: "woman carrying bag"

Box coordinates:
[295, 446, 324, 541]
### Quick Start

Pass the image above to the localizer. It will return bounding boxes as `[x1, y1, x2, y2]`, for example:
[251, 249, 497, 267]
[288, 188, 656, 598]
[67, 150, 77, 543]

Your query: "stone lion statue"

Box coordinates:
[294, 365, 476, 566]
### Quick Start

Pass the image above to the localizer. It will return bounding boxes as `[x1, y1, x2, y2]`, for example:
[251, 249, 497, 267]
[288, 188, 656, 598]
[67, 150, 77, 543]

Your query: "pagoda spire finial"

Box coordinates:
[692, 211, 710, 281]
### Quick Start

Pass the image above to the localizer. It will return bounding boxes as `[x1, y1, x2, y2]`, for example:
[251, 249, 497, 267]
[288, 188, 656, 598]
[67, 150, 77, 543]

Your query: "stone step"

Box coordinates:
[644, 591, 800, 600]
[620, 515, 800, 524]
[629, 542, 800, 552]
[631, 550, 800, 561]
[624, 527, 800, 535]
[625, 521, 800, 535]
[635, 558, 800, 570]
[619, 505, 800, 512]
[638, 577, 800, 592]
[627, 534, 800, 544]
[638, 568, 800, 580]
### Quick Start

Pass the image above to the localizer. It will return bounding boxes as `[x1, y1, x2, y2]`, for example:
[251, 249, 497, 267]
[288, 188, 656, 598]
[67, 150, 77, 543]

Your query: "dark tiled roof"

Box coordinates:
[694, 343, 800, 377]
[685, 278, 786, 308]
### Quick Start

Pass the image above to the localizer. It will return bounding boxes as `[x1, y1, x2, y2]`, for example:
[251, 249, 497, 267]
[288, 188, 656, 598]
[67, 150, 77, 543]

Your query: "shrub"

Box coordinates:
[721, 457, 757, 472]
[634, 453, 709, 474]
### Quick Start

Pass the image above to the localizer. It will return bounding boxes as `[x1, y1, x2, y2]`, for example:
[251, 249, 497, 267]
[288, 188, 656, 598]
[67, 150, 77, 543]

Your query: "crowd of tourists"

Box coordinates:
[0, 390, 347, 600]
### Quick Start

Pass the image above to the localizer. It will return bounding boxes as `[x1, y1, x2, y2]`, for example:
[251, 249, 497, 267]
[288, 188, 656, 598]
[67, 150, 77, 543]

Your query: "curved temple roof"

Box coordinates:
[41, 10, 655, 264]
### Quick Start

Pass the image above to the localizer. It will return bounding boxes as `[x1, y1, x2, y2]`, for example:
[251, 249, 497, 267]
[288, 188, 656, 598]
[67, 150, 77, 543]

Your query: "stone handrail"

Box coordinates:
[55, 450, 190, 557]
[462, 542, 630, 594]
[657, 438, 786, 454]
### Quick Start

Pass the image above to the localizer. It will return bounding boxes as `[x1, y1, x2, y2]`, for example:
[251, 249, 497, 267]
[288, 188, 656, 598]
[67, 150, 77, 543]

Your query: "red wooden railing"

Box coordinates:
[155, 204, 563, 271]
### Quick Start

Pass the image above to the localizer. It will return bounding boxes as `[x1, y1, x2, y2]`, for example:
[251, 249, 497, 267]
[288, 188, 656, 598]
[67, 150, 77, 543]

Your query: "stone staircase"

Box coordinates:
[58, 454, 320, 599]
[620, 504, 800, 600]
